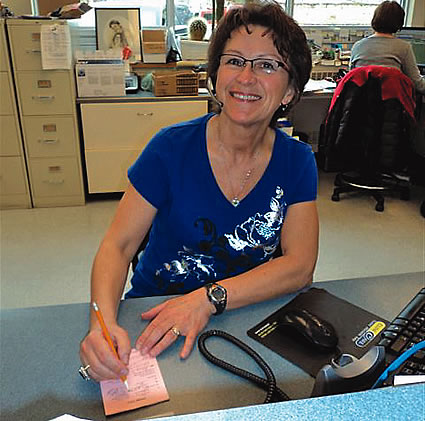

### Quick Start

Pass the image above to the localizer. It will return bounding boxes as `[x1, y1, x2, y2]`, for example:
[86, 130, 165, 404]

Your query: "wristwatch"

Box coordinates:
[205, 283, 227, 315]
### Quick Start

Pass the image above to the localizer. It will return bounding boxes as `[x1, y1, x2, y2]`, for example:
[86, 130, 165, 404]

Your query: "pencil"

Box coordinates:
[92, 301, 129, 391]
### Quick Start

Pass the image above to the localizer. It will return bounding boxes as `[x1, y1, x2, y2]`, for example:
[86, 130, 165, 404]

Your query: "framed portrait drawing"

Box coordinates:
[95, 8, 142, 62]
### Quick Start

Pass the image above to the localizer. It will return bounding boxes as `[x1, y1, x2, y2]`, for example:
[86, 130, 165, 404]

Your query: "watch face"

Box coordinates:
[212, 287, 225, 301]
[206, 283, 227, 315]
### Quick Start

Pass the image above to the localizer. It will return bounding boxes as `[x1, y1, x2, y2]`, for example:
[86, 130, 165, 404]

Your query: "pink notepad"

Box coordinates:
[100, 349, 169, 415]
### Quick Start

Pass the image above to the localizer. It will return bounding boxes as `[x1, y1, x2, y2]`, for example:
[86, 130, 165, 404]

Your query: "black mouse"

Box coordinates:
[278, 308, 338, 352]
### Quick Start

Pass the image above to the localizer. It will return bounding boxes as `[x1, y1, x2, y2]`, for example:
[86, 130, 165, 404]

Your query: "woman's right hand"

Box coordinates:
[79, 323, 131, 383]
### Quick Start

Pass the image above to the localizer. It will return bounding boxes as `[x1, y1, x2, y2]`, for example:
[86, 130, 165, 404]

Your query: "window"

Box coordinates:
[71, 0, 166, 27]
[70, 1, 244, 35]
[291, 0, 402, 26]
[69, 1, 413, 32]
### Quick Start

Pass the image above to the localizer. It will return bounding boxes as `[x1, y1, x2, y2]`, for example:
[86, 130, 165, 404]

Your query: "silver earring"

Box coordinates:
[280, 103, 288, 112]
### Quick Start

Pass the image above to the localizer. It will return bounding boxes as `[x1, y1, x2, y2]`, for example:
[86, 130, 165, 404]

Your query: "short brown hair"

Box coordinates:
[371, 1, 405, 34]
[207, 1, 312, 126]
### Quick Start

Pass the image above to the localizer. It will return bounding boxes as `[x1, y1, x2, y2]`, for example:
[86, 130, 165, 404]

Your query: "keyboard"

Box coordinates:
[378, 287, 425, 383]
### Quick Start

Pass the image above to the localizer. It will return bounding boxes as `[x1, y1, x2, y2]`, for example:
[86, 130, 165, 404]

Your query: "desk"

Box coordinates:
[1, 272, 424, 421]
[77, 94, 209, 194]
[76, 89, 333, 194]
[290, 91, 333, 152]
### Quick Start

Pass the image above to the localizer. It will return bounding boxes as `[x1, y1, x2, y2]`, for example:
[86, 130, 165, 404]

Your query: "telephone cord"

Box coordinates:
[197, 329, 290, 403]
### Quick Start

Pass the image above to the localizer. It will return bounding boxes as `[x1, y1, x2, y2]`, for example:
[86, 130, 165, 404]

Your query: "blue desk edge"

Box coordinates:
[152, 383, 424, 421]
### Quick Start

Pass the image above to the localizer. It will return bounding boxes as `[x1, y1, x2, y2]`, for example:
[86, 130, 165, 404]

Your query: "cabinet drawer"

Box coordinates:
[0, 115, 21, 156]
[17, 71, 74, 115]
[7, 24, 43, 71]
[85, 149, 141, 193]
[0, 156, 28, 195]
[0, 72, 14, 115]
[23, 116, 77, 157]
[81, 101, 208, 150]
[29, 157, 82, 197]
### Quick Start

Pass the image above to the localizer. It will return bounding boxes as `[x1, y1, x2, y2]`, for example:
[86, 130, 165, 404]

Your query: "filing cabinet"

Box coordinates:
[6, 18, 84, 207]
[0, 19, 31, 209]
[80, 100, 208, 193]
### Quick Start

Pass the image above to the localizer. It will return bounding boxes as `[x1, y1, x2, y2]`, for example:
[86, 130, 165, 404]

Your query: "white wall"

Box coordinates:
[6, 0, 33, 15]
[406, 0, 425, 26]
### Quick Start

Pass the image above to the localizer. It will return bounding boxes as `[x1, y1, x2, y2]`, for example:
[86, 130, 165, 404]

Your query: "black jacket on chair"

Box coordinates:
[322, 66, 416, 175]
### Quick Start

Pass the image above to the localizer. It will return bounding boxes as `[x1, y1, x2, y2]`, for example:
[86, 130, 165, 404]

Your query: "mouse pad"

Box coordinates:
[247, 287, 389, 377]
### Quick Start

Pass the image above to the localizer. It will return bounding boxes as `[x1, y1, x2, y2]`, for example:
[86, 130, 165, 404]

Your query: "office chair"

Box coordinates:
[321, 66, 416, 212]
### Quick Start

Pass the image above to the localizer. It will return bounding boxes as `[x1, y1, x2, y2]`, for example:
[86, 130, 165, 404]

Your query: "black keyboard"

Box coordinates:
[378, 287, 425, 383]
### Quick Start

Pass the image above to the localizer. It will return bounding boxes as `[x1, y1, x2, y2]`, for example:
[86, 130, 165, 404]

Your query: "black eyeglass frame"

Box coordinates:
[218, 53, 290, 75]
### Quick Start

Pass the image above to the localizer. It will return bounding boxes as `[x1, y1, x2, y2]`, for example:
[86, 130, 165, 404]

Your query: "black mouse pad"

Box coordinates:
[247, 287, 389, 377]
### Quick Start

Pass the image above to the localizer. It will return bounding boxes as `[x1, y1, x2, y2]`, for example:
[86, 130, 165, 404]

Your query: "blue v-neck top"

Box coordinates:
[126, 113, 317, 297]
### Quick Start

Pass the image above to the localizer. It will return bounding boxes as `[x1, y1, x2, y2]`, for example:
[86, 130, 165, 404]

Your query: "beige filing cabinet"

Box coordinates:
[80, 99, 208, 193]
[6, 19, 84, 207]
[0, 19, 31, 209]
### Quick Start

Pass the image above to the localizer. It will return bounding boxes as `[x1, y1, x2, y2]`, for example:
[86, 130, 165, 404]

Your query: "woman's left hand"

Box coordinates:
[135, 288, 215, 359]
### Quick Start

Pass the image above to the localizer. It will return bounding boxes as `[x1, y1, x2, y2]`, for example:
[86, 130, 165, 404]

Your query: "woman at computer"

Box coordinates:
[79, 1, 318, 384]
[350, 0, 425, 94]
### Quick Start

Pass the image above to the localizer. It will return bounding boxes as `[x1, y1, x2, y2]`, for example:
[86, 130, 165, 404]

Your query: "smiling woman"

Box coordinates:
[207, 2, 312, 126]
[79, 1, 319, 386]
[212, 25, 295, 132]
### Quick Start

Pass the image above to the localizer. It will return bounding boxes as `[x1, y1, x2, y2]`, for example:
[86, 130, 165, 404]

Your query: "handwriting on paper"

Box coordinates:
[100, 349, 169, 415]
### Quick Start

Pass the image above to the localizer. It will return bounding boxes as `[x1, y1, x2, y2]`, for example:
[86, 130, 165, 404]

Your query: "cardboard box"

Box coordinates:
[142, 28, 167, 63]
[75, 61, 125, 97]
[180, 40, 208, 61]
[153, 71, 199, 97]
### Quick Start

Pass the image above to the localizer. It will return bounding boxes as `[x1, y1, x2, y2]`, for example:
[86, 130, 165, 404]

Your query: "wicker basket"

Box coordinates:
[153, 71, 199, 96]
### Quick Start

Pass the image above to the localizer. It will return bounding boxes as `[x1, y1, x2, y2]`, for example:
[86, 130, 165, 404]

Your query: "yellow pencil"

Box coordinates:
[92, 301, 129, 390]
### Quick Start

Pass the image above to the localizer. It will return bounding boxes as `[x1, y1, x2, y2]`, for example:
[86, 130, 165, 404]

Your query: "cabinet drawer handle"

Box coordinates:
[32, 96, 55, 101]
[38, 138, 59, 144]
[136, 112, 153, 117]
[42, 179, 65, 185]
[26, 49, 41, 54]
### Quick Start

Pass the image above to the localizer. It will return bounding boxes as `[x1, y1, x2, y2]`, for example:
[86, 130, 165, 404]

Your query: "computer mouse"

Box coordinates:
[278, 308, 338, 352]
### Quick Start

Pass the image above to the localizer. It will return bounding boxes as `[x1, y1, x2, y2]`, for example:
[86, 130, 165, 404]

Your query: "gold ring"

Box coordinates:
[170, 327, 181, 337]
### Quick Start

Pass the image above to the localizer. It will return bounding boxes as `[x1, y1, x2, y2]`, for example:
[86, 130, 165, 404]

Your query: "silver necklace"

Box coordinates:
[220, 143, 259, 207]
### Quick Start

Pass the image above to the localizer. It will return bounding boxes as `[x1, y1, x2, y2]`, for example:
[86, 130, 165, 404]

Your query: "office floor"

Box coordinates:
[1, 171, 424, 310]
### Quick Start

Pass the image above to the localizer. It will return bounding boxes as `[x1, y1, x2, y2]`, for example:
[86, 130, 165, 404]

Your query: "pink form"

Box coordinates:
[100, 349, 169, 415]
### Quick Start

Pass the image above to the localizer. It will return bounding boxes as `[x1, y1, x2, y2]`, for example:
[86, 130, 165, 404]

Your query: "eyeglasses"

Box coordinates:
[219, 53, 289, 76]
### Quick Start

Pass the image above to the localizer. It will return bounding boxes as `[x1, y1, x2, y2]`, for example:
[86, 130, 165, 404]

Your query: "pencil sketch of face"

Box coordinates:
[97, 10, 141, 61]
[104, 18, 131, 50]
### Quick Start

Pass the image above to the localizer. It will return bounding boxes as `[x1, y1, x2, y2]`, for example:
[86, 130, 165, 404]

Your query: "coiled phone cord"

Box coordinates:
[198, 330, 290, 403]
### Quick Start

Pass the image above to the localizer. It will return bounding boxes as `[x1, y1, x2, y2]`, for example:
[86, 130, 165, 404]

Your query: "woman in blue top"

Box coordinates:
[80, 1, 319, 384]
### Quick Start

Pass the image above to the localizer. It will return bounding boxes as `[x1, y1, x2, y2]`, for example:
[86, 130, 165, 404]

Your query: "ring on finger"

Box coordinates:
[170, 327, 181, 337]
[79, 364, 91, 381]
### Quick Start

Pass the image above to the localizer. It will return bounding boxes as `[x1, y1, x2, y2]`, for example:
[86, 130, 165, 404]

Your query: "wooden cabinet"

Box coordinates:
[6, 19, 84, 207]
[80, 99, 208, 193]
[0, 19, 31, 209]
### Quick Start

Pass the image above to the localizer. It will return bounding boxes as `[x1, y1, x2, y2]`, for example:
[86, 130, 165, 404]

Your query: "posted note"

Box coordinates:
[40, 24, 72, 70]
[100, 349, 169, 416]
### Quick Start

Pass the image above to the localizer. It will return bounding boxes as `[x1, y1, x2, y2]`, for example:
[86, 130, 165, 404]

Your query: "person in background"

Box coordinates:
[350, 0, 425, 94]
[79, 1, 318, 384]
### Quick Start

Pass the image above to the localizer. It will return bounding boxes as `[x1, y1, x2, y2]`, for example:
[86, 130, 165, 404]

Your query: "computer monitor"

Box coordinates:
[397, 27, 425, 66]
